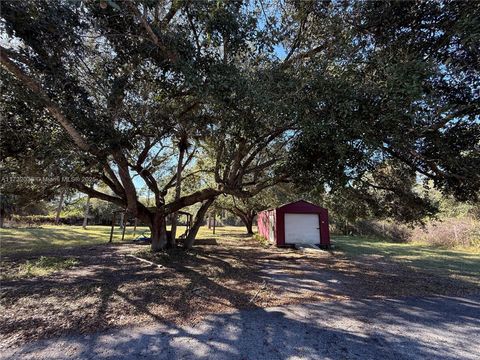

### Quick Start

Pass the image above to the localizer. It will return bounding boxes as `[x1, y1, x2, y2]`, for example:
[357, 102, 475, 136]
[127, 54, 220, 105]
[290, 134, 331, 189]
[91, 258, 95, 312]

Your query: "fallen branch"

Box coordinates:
[126, 254, 164, 268]
[249, 280, 267, 304]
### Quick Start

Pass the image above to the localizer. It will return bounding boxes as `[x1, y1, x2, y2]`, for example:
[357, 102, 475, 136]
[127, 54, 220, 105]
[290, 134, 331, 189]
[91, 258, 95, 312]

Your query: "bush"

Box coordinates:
[411, 218, 480, 248]
[253, 234, 270, 248]
[350, 220, 412, 243]
[328, 222, 344, 236]
[340, 218, 480, 248]
[9, 214, 84, 226]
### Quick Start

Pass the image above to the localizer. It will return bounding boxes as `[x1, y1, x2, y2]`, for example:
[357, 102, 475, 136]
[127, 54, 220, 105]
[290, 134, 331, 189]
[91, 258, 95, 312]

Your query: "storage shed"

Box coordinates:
[257, 200, 330, 249]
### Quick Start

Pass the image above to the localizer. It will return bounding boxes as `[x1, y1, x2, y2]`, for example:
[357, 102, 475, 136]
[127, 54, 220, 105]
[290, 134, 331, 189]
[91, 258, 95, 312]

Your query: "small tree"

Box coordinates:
[82, 195, 91, 229]
[216, 185, 297, 235]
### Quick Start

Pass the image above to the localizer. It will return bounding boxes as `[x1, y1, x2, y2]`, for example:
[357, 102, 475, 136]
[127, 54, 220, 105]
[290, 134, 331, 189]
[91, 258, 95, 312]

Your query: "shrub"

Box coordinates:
[328, 222, 344, 236]
[8, 214, 85, 226]
[351, 220, 412, 243]
[411, 218, 480, 248]
[341, 218, 479, 248]
[253, 234, 270, 248]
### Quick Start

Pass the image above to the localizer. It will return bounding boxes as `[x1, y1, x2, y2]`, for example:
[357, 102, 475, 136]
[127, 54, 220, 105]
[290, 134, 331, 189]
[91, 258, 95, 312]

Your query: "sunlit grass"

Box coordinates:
[1, 256, 79, 279]
[4, 225, 477, 285]
[0, 224, 249, 255]
[332, 235, 480, 283]
[0, 225, 146, 255]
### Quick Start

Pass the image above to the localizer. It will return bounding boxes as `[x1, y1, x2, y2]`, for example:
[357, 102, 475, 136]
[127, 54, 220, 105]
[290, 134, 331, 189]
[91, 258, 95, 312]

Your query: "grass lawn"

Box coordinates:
[0, 224, 243, 255]
[332, 235, 480, 284]
[0, 225, 142, 255]
[1, 256, 80, 279]
[2, 226, 479, 283]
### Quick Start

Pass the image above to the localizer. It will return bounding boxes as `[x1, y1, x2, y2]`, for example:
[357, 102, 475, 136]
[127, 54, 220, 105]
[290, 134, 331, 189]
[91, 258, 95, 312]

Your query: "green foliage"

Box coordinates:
[10, 214, 60, 224]
[429, 188, 478, 219]
[10, 214, 83, 225]
[1, 0, 478, 232]
[287, 0, 480, 215]
[253, 233, 270, 248]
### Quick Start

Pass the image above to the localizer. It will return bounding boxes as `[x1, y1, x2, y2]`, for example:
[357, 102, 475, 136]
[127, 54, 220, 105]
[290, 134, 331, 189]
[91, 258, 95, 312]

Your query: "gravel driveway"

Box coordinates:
[2, 294, 479, 360]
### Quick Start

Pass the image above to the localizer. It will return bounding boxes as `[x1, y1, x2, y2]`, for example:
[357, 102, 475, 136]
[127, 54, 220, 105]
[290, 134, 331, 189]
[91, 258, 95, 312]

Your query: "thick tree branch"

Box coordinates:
[112, 150, 139, 214]
[103, 164, 125, 194]
[101, 174, 126, 199]
[164, 188, 221, 214]
[131, 163, 162, 204]
[72, 183, 126, 207]
[281, 44, 326, 67]
[1, 49, 93, 153]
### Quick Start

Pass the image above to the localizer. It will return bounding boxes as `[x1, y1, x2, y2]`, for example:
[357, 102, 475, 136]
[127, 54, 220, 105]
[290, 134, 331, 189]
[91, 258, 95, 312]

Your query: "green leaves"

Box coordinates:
[1, 0, 478, 224]
[288, 0, 479, 212]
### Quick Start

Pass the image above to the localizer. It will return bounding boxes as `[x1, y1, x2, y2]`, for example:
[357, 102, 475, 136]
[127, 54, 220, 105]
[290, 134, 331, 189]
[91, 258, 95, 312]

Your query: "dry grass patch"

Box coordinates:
[1, 256, 79, 280]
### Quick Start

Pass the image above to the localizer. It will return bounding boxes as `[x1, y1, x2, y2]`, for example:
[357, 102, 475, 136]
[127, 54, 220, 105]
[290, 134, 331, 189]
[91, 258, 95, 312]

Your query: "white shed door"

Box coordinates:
[284, 213, 320, 245]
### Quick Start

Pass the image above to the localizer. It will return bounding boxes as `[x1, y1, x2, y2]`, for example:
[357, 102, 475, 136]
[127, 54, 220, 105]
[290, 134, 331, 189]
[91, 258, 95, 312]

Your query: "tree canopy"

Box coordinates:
[287, 0, 479, 212]
[1, 0, 478, 250]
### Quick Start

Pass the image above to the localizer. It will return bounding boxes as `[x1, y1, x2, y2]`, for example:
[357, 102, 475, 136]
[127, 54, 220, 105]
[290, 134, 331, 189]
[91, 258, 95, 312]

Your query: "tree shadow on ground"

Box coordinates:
[4, 294, 480, 360]
[1, 240, 479, 351]
[0, 244, 266, 346]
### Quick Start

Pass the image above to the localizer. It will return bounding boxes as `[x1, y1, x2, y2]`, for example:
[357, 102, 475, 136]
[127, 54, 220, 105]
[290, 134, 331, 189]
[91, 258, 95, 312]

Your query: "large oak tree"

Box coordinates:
[1, 0, 478, 251]
[1, 0, 294, 250]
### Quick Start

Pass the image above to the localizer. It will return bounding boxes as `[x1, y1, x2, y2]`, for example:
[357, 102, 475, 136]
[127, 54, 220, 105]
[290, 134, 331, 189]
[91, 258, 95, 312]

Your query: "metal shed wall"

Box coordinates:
[257, 209, 275, 242]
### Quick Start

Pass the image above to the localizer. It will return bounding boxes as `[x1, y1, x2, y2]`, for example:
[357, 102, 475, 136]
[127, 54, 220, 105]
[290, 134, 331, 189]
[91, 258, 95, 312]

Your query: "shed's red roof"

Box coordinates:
[260, 199, 327, 213]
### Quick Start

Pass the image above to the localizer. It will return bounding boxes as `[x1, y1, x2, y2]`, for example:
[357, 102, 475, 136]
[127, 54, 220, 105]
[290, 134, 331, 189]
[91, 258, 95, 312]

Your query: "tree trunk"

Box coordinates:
[212, 210, 216, 234]
[184, 198, 214, 249]
[0, 212, 4, 229]
[55, 189, 65, 225]
[82, 195, 90, 229]
[245, 217, 254, 235]
[150, 212, 167, 252]
[240, 214, 254, 235]
[170, 146, 185, 247]
[119, 212, 125, 229]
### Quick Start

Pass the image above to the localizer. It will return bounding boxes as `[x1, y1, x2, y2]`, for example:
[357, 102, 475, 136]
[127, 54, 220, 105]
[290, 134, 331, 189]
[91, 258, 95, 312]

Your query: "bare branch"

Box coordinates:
[162, 147, 197, 191]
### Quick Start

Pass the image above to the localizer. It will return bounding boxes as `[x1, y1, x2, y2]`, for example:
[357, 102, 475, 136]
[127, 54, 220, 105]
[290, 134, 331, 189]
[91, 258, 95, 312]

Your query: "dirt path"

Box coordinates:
[2, 294, 479, 359]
